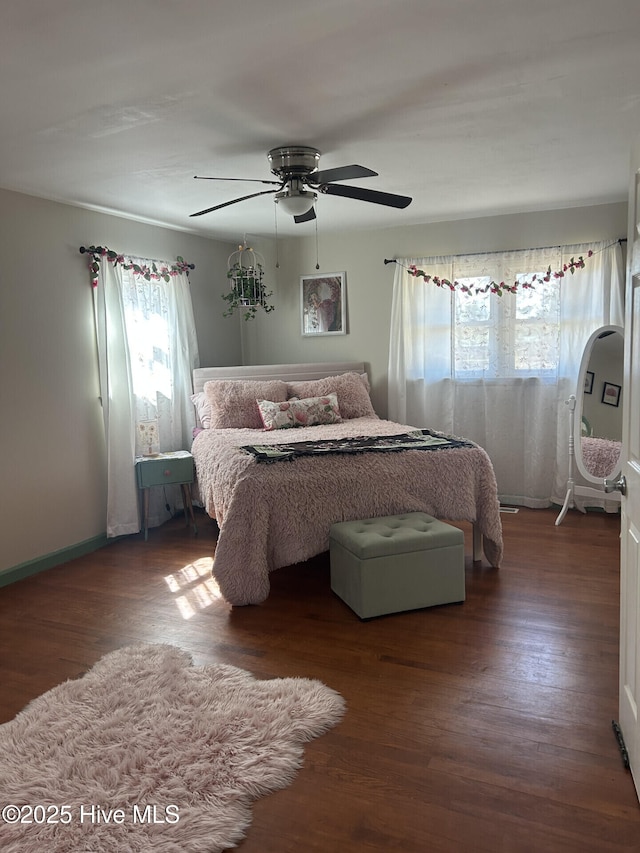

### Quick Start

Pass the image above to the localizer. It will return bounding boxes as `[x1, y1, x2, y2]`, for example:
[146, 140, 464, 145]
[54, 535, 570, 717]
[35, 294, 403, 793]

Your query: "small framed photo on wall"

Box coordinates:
[602, 381, 621, 407]
[301, 272, 346, 336]
[584, 371, 594, 394]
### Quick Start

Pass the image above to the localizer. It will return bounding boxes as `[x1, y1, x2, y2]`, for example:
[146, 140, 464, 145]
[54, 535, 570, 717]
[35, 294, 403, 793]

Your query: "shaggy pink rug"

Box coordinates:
[0, 644, 346, 852]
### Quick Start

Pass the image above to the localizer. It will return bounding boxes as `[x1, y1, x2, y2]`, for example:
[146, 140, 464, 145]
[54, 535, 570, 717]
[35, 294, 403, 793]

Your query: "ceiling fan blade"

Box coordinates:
[309, 164, 378, 184]
[321, 183, 412, 209]
[194, 175, 281, 186]
[190, 188, 279, 218]
[294, 207, 316, 224]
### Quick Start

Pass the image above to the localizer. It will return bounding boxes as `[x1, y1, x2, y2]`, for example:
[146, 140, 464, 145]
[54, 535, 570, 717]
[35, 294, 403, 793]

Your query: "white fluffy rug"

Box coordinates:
[0, 644, 346, 852]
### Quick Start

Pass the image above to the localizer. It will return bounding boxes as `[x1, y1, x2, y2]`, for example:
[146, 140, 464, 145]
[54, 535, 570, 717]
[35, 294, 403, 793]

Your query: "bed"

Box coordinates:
[191, 362, 503, 606]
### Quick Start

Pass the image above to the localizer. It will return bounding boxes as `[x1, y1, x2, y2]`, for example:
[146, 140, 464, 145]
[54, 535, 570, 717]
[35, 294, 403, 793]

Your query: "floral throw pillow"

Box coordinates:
[258, 394, 342, 430]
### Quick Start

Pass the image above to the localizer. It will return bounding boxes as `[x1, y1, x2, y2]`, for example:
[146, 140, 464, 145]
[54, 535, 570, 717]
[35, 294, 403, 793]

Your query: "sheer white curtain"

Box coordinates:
[92, 254, 199, 536]
[388, 241, 624, 508]
[551, 241, 624, 508]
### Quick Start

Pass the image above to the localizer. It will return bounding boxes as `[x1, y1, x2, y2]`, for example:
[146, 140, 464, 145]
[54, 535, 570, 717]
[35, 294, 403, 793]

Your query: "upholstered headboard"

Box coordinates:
[192, 361, 367, 394]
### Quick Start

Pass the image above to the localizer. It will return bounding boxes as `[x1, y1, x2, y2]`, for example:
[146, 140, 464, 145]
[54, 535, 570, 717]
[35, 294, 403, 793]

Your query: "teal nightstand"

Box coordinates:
[135, 451, 197, 540]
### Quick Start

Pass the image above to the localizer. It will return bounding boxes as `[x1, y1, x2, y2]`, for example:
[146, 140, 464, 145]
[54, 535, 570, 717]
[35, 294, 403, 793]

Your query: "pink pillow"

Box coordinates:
[286, 372, 377, 420]
[204, 379, 288, 429]
[258, 393, 342, 430]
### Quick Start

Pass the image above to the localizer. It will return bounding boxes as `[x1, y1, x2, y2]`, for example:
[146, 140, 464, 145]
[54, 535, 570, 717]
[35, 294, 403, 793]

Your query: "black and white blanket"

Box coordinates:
[241, 429, 474, 463]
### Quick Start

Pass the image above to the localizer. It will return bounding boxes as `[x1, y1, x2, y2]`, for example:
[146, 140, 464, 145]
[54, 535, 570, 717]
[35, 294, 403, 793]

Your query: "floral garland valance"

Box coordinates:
[79, 245, 194, 287]
[390, 239, 624, 297]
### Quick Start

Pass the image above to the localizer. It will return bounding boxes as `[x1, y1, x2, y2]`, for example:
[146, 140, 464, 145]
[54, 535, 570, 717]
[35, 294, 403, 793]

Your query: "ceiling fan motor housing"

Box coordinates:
[268, 146, 321, 179]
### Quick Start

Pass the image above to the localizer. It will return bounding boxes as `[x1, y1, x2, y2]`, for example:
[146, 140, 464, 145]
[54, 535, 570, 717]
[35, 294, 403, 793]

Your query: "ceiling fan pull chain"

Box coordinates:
[315, 216, 320, 270]
[274, 203, 280, 269]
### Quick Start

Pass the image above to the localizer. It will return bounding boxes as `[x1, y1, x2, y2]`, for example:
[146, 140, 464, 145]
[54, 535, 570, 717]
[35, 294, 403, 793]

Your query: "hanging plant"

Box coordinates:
[223, 245, 274, 320]
[223, 262, 275, 320]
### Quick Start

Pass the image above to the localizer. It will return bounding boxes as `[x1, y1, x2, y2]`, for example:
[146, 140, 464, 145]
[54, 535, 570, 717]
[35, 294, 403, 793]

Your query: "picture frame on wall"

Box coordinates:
[300, 272, 346, 336]
[584, 371, 594, 394]
[602, 381, 621, 407]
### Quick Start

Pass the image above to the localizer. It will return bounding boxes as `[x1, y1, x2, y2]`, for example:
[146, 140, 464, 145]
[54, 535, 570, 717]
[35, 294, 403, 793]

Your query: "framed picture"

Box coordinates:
[584, 371, 594, 394]
[301, 272, 346, 336]
[602, 381, 621, 407]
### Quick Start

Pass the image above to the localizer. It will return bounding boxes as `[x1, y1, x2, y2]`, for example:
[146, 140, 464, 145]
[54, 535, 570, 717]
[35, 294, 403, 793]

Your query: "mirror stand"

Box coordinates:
[555, 394, 622, 525]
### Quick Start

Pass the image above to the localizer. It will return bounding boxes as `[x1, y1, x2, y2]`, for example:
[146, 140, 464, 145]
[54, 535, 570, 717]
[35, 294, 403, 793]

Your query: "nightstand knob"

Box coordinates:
[163, 469, 172, 477]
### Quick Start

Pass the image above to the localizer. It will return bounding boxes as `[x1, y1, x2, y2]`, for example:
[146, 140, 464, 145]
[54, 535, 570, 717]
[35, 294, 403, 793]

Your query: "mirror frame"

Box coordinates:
[575, 323, 624, 484]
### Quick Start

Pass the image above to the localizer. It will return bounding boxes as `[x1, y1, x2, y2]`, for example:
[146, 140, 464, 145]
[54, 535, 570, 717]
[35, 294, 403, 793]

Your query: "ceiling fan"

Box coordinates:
[190, 145, 412, 223]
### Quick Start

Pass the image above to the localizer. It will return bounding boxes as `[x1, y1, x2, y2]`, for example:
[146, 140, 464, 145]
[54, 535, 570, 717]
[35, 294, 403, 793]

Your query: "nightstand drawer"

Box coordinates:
[135, 453, 194, 488]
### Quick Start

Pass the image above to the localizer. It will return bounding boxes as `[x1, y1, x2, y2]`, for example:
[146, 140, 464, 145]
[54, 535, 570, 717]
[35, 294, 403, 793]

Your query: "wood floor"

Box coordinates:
[1, 507, 638, 851]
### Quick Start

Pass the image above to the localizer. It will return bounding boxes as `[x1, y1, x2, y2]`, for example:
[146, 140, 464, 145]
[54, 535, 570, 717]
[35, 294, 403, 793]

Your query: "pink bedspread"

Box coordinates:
[192, 417, 503, 605]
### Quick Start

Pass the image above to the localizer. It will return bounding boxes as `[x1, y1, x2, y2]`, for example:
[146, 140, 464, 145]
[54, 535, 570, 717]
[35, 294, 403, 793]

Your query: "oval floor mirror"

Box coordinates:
[555, 324, 624, 525]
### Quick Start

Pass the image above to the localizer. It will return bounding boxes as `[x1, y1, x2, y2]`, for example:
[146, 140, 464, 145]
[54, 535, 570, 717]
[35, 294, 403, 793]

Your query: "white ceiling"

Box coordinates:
[3, 0, 640, 241]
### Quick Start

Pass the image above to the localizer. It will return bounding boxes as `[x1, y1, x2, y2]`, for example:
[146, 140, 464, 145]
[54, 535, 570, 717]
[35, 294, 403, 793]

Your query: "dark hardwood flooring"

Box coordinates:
[1, 507, 638, 851]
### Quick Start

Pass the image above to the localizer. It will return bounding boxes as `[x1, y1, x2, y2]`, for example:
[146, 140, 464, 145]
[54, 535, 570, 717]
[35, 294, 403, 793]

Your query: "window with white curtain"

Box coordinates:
[88, 248, 200, 537]
[388, 241, 625, 508]
[120, 266, 180, 454]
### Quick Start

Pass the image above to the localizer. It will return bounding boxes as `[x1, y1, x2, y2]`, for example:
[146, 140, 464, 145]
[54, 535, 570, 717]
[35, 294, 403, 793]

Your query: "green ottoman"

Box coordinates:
[329, 512, 465, 619]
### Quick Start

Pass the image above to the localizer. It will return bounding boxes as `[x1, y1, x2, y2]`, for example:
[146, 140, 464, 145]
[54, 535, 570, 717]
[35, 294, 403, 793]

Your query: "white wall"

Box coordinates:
[0, 188, 239, 575]
[242, 203, 627, 416]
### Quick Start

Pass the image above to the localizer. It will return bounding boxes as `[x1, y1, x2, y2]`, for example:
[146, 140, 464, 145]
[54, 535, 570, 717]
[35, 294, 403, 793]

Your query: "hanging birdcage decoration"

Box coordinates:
[223, 242, 274, 320]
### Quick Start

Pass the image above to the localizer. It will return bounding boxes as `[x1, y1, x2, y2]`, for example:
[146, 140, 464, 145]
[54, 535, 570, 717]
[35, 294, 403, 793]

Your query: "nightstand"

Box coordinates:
[135, 451, 197, 541]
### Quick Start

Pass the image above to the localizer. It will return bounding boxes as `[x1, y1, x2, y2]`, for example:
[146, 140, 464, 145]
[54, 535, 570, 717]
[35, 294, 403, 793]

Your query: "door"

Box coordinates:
[618, 134, 640, 801]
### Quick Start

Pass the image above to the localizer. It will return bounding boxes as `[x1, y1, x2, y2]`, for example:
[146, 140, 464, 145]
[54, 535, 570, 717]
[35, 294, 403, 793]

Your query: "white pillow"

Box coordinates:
[190, 392, 212, 428]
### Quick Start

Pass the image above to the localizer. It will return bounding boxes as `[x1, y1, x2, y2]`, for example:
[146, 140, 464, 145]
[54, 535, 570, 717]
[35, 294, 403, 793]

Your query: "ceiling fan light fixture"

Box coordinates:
[274, 189, 317, 217]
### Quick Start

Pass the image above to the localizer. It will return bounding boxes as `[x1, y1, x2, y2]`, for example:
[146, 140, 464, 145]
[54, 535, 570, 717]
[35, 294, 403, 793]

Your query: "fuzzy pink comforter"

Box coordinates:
[192, 417, 503, 605]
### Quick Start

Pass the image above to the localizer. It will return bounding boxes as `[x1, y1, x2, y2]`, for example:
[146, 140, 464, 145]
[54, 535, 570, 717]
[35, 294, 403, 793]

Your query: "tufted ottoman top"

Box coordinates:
[329, 512, 463, 559]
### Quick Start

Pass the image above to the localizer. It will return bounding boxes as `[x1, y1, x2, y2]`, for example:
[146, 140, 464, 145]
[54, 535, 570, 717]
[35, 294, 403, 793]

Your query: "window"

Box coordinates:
[120, 266, 174, 435]
[453, 273, 560, 380]
[388, 240, 624, 508]
[89, 247, 199, 536]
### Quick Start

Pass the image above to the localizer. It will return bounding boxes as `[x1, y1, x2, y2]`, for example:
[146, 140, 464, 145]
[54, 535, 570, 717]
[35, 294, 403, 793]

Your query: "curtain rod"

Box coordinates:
[383, 237, 627, 266]
[79, 245, 195, 270]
